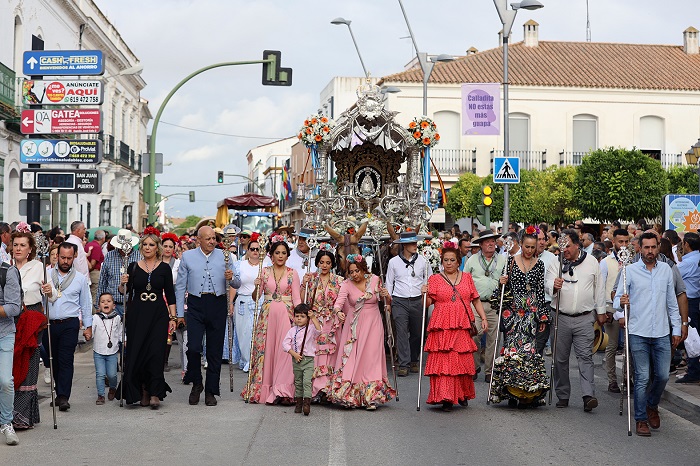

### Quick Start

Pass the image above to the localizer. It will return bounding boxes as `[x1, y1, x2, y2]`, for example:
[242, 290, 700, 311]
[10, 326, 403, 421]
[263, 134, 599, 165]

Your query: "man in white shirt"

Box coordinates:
[287, 228, 317, 282]
[386, 232, 432, 377]
[0, 223, 11, 264]
[535, 228, 557, 355]
[546, 229, 606, 412]
[65, 221, 90, 283]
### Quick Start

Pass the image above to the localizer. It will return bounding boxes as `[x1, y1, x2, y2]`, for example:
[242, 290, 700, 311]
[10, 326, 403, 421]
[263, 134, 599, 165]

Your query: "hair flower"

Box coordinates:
[15, 221, 31, 233]
[142, 226, 161, 237]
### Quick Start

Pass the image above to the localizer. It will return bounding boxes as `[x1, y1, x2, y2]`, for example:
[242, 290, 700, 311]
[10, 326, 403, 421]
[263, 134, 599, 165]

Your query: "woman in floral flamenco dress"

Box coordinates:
[489, 227, 550, 407]
[242, 237, 301, 405]
[424, 242, 488, 411]
[327, 254, 396, 410]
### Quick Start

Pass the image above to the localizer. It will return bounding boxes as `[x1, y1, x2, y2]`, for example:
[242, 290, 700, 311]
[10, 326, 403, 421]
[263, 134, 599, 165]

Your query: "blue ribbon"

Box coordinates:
[423, 146, 431, 204]
[311, 144, 319, 170]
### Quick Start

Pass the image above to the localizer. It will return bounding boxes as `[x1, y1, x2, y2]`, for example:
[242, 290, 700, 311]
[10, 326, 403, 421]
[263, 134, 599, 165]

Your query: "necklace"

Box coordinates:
[520, 255, 535, 292]
[442, 272, 461, 302]
[100, 314, 115, 348]
[479, 252, 495, 277]
[144, 259, 159, 291]
[272, 266, 285, 300]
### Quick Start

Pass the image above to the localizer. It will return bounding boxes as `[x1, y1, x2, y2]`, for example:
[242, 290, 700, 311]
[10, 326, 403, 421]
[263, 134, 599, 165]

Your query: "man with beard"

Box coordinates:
[40, 242, 93, 411]
[614, 232, 681, 436]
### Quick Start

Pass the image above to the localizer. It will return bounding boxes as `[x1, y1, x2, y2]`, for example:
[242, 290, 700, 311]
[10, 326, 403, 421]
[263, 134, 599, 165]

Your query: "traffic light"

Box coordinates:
[154, 179, 160, 191]
[189, 191, 195, 202]
[217, 171, 224, 183]
[477, 185, 492, 226]
[262, 50, 292, 86]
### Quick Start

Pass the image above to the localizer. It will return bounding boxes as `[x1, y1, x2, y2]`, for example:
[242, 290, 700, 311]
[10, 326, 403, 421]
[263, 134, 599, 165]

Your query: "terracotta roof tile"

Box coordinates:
[380, 41, 700, 91]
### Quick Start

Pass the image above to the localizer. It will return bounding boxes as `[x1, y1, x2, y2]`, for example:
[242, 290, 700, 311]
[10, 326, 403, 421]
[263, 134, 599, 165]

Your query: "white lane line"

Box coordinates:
[328, 409, 347, 466]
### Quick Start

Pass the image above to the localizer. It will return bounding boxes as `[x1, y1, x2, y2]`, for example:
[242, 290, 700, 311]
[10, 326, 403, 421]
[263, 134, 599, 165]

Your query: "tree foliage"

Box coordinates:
[528, 166, 582, 226]
[667, 165, 699, 195]
[444, 172, 482, 219]
[573, 148, 668, 222]
[172, 215, 201, 234]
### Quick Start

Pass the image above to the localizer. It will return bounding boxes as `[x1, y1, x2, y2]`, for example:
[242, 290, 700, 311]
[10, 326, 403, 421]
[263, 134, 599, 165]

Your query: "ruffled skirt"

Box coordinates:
[489, 351, 550, 404]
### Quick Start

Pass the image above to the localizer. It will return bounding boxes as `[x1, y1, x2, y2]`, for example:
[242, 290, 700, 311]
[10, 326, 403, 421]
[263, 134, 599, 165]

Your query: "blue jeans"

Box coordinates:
[629, 334, 671, 422]
[0, 333, 15, 425]
[93, 352, 118, 397]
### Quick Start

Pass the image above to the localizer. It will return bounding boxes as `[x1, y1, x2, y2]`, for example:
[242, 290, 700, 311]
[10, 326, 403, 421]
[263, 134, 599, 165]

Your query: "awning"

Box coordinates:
[216, 193, 278, 209]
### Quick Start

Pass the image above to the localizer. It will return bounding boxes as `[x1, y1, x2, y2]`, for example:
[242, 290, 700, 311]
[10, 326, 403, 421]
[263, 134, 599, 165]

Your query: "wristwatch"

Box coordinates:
[682, 322, 689, 327]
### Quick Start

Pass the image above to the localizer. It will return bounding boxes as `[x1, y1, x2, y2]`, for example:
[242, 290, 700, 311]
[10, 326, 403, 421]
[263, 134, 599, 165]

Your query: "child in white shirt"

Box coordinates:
[92, 293, 122, 404]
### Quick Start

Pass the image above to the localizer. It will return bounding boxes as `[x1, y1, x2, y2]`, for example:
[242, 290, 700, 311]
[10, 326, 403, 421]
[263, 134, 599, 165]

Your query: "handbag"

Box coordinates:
[439, 273, 478, 337]
[686, 326, 700, 358]
[489, 256, 514, 311]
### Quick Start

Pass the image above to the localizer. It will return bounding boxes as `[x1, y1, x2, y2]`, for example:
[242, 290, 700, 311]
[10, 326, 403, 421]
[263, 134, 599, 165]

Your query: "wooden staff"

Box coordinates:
[548, 236, 570, 406]
[245, 235, 267, 403]
[487, 237, 514, 405]
[36, 233, 56, 428]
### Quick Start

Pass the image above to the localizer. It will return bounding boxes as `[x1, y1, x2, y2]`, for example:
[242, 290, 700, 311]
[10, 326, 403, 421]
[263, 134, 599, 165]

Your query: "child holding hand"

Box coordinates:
[282, 303, 321, 415]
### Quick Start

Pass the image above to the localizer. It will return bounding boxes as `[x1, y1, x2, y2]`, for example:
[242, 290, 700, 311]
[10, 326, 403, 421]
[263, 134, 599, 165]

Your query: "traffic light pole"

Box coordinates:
[148, 59, 276, 223]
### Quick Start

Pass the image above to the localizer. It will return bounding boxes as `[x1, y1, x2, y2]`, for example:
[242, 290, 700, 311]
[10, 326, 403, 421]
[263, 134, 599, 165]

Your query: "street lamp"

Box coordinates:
[397, 0, 455, 115]
[331, 17, 369, 78]
[685, 138, 700, 193]
[493, 0, 543, 229]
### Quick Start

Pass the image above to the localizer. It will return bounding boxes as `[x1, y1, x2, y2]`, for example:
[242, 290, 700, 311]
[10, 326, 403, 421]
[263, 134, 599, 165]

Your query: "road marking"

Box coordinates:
[328, 409, 347, 466]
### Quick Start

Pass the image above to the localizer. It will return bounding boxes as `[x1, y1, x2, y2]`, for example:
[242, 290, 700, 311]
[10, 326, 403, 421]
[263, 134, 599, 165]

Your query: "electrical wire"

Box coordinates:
[160, 120, 290, 140]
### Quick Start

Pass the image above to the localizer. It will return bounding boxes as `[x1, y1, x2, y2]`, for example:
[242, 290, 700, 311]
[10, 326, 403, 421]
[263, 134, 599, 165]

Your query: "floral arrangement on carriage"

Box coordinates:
[298, 114, 336, 175]
[406, 116, 445, 208]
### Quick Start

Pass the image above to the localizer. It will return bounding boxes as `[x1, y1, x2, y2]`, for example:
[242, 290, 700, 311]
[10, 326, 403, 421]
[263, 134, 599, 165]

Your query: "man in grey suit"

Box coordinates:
[176, 226, 234, 406]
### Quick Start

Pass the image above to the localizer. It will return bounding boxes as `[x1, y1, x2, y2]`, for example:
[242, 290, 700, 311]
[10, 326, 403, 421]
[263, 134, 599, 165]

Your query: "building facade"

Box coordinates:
[0, 0, 149, 230]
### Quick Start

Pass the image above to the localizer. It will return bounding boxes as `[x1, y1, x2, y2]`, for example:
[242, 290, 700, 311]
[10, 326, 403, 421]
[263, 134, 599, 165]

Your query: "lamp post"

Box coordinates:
[685, 138, 700, 193]
[331, 18, 369, 78]
[397, 0, 454, 115]
[493, 0, 543, 230]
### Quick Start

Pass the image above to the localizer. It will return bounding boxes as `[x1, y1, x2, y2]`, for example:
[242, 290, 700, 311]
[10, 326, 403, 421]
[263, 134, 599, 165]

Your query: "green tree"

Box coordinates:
[172, 215, 201, 234]
[667, 165, 699, 195]
[444, 172, 482, 219]
[528, 166, 582, 226]
[508, 169, 539, 224]
[573, 148, 668, 222]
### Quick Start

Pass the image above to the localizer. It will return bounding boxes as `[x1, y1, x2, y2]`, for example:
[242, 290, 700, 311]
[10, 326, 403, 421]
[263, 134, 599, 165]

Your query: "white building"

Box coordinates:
[245, 136, 296, 201]
[379, 22, 700, 186]
[0, 0, 149, 230]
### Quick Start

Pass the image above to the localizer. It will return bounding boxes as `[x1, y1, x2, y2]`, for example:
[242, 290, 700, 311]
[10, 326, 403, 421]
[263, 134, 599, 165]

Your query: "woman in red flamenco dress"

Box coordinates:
[423, 242, 488, 411]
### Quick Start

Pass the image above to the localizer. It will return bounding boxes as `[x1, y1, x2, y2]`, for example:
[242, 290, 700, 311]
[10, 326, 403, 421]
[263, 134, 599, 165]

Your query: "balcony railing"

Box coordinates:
[559, 151, 684, 169]
[0, 61, 16, 119]
[490, 150, 547, 172]
[430, 149, 476, 176]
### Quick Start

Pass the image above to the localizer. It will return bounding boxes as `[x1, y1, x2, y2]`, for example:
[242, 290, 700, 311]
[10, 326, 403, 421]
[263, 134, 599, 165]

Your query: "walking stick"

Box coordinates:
[116, 235, 134, 407]
[487, 237, 514, 405]
[548, 236, 570, 406]
[303, 236, 318, 303]
[245, 235, 268, 403]
[619, 246, 633, 436]
[35, 233, 56, 429]
[373, 239, 398, 402]
[223, 224, 240, 393]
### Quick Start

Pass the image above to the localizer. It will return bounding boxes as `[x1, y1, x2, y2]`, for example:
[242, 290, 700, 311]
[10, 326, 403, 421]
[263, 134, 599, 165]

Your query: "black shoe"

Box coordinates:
[484, 375, 491, 384]
[189, 383, 204, 405]
[58, 396, 70, 411]
[458, 399, 469, 407]
[556, 399, 569, 408]
[472, 366, 481, 381]
[675, 376, 700, 384]
[204, 392, 217, 406]
[441, 402, 453, 412]
[608, 381, 621, 393]
[583, 396, 598, 412]
[508, 398, 518, 408]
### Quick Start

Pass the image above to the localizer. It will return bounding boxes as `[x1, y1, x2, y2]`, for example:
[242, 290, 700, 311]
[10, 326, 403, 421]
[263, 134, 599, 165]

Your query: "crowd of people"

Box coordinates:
[0, 215, 693, 446]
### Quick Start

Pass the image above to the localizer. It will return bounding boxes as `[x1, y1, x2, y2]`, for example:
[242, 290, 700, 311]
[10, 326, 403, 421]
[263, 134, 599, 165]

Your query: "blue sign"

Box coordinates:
[663, 194, 700, 232]
[20, 139, 101, 164]
[493, 156, 520, 183]
[23, 50, 104, 76]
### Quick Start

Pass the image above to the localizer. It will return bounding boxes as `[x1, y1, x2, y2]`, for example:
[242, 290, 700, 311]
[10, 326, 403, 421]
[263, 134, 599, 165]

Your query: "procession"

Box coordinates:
[2, 0, 700, 464]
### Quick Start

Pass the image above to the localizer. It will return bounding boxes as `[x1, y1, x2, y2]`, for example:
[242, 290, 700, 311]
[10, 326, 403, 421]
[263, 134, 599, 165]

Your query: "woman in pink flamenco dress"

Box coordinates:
[424, 242, 488, 411]
[327, 254, 396, 410]
[241, 238, 301, 405]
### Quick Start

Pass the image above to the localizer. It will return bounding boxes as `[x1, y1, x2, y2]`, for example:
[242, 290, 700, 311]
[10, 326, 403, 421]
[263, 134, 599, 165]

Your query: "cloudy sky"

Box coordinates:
[96, 0, 700, 218]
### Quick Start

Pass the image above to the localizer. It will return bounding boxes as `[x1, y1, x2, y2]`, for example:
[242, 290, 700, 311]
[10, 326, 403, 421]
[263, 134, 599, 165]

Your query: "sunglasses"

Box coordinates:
[248, 247, 260, 252]
[240, 235, 250, 239]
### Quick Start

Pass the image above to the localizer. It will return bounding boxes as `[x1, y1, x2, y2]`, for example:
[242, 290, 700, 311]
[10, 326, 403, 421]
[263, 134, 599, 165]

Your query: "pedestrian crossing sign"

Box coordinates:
[493, 157, 520, 183]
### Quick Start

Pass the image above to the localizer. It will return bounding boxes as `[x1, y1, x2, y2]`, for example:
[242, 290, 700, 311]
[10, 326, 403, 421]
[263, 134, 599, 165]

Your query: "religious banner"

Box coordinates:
[461, 83, 500, 136]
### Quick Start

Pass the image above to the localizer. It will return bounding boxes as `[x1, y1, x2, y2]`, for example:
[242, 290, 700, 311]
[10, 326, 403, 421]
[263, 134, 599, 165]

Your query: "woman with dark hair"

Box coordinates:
[424, 241, 487, 411]
[232, 239, 264, 372]
[11, 224, 46, 429]
[116, 228, 177, 408]
[301, 244, 343, 401]
[490, 226, 550, 407]
[242, 236, 301, 404]
[659, 237, 675, 264]
[327, 254, 396, 409]
[161, 233, 181, 375]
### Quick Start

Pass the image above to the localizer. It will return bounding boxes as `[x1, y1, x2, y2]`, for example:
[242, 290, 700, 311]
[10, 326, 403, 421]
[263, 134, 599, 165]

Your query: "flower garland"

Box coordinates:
[142, 226, 161, 238]
[346, 253, 364, 264]
[298, 114, 335, 146]
[417, 237, 442, 274]
[161, 232, 179, 244]
[524, 225, 541, 236]
[407, 116, 440, 148]
[15, 221, 31, 233]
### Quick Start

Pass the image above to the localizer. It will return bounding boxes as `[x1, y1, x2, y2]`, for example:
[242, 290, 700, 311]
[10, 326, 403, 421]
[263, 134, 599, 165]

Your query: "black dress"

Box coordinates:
[116, 261, 174, 403]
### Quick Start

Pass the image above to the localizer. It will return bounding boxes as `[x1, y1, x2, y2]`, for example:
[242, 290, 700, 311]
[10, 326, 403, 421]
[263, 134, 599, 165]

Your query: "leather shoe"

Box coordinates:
[583, 396, 598, 412]
[294, 397, 303, 413]
[608, 381, 621, 393]
[107, 388, 116, 401]
[484, 375, 491, 384]
[675, 376, 700, 384]
[189, 383, 204, 405]
[52, 396, 70, 411]
[410, 362, 419, 373]
[556, 399, 569, 408]
[636, 420, 651, 437]
[303, 397, 311, 416]
[397, 367, 409, 377]
[205, 392, 217, 406]
[646, 406, 660, 429]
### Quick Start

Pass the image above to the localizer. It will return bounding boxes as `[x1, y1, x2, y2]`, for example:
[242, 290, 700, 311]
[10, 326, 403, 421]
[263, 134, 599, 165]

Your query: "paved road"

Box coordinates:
[4, 346, 699, 465]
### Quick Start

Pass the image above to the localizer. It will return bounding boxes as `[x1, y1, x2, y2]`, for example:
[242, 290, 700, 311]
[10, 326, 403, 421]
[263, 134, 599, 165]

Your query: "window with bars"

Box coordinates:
[100, 199, 111, 226]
